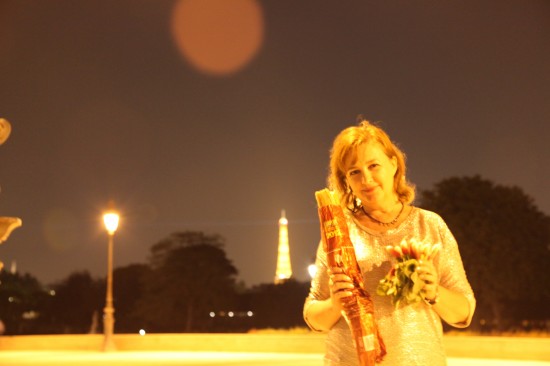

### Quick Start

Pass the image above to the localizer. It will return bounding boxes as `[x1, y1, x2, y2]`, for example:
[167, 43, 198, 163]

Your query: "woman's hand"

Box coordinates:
[417, 260, 439, 303]
[328, 267, 354, 312]
[416, 260, 472, 325]
[303, 267, 355, 332]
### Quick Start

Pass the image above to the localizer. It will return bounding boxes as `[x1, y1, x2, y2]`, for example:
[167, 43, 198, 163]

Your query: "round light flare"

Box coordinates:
[43, 208, 78, 252]
[103, 212, 119, 235]
[171, 0, 264, 76]
[0, 118, 12, 145]
[139, 329, 146, 336]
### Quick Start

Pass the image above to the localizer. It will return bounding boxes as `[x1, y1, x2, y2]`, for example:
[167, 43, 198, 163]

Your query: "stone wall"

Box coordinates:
[0, 333, 548, 361]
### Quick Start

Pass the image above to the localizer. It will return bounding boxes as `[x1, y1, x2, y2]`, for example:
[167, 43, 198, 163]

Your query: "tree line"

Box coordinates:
[420, 175, 549, 333]
[0, 176, 549, 335]
[0, 231, 310, 335]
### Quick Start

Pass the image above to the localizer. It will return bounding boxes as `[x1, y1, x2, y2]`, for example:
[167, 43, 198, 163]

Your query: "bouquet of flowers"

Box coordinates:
[376, 238, 441, 307]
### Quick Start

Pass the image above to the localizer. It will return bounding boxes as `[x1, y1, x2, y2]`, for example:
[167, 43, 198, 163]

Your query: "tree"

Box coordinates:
[420, 175, 550, 331]
[0, 271, 46, 335]
[134, 231, 238, 332]
[112, 263, 151, 333]
[45, 271, 103, 333]
[243, 279, 310, 330]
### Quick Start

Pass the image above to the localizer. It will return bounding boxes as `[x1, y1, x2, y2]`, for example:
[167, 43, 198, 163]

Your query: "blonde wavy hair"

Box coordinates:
[328, 119, 416, 211]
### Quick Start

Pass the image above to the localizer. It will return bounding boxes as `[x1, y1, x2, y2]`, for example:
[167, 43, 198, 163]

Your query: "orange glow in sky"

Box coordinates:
[171, 0, 264, 76]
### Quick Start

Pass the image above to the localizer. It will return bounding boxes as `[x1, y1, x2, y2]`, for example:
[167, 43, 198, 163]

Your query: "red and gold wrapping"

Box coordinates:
[315, 189, 386, 365]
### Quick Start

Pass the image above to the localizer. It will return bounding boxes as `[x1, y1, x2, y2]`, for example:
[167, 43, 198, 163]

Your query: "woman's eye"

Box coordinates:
[349, 170, 360, 176]
[369, 164, 379, 169]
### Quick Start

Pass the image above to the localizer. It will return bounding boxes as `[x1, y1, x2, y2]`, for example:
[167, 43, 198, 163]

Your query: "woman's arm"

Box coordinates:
[419, 259, 472, 326]
[304, 267, 354, 331]
[304, 298, 342, 332]
[430, 285, 472, 326]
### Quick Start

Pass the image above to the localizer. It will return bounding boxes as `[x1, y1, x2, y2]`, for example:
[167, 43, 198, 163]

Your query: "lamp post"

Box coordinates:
[102, 209, 119, 352]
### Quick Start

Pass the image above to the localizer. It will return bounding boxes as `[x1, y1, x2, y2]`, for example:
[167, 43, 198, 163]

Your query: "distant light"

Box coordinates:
[308, 264, 317, 278]
[22, 310, 39, 320]
[247, 311, 254, 317]
[139, 329, 146, 336]
[8, 296, 14, 303]
[228, 311, 234, 318]
[49, 290, 56, 296]
[209, 312, 216, 318]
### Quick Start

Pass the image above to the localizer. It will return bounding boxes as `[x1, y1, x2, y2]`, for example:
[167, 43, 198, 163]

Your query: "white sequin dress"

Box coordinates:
[304, 207, 476, 366]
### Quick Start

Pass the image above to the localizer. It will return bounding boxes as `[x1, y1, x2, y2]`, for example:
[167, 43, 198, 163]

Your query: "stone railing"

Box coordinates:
[0, 333, 549, 361]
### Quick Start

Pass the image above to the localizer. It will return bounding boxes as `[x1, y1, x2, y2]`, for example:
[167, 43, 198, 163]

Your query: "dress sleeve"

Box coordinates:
[436, 216, 476, 328]
[303, 241, 330, 332]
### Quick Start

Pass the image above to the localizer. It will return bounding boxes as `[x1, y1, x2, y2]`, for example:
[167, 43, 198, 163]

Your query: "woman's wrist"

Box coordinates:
[424, 285, 440, 305]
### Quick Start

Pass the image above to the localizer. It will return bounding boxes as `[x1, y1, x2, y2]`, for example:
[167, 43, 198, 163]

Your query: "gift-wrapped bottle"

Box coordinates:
[315, 188, 386, 366]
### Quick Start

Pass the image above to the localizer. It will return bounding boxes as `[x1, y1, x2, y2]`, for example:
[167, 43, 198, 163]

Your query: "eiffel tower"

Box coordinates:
[274, 210, 292, 284]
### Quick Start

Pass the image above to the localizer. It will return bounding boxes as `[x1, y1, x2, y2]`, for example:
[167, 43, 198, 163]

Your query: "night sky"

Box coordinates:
[1, 0, 549, 287]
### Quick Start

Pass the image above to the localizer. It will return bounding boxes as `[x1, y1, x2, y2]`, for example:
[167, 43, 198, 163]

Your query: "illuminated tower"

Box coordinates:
[274, 210, 292, 284]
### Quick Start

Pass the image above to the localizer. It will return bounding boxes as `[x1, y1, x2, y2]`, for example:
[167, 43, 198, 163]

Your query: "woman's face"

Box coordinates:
[344, 141, 398, 210]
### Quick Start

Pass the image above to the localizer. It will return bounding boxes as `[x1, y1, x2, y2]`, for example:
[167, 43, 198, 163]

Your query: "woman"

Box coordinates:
[304, 120, 475, 365]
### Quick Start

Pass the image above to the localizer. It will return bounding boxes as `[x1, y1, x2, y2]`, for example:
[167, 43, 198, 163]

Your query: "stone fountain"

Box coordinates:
[0, 118, 22, 270]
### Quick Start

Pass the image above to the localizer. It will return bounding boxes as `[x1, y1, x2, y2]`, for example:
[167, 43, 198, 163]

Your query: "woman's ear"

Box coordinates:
[391, 156, 398, 174]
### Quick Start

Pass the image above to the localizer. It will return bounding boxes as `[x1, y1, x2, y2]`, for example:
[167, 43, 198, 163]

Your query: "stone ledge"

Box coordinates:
[0, 333, 548, 361]
[442, 335, 550, 361]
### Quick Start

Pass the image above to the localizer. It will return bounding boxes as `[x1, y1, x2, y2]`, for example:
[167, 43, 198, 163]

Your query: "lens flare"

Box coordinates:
[171, 0, 264, 76]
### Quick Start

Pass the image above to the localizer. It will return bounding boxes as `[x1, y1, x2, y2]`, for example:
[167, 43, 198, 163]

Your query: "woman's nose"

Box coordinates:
[360, 168, 374, 184]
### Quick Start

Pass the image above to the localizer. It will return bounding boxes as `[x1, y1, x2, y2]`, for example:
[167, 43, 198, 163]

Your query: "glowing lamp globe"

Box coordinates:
[103, 213, 119, 235]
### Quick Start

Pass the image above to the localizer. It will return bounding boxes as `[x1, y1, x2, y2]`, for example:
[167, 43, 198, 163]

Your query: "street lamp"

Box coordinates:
[102, 208, 119, 352]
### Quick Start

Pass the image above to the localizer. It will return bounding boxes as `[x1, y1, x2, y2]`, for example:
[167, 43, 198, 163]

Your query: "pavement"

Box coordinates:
[0, 351, 549, 366]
